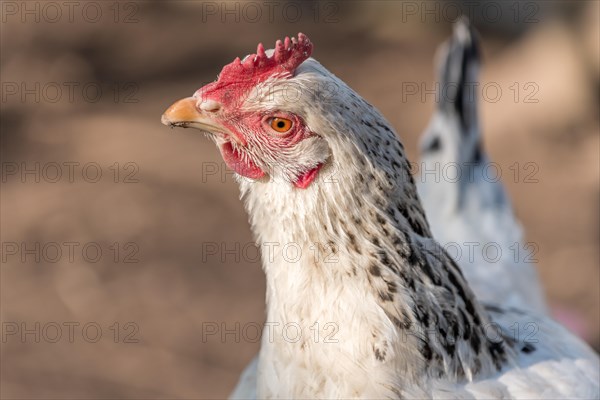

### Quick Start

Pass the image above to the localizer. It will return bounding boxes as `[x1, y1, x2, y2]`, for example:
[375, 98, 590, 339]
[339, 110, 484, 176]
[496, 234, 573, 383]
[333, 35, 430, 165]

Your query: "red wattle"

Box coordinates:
[293, 164, 323, 189]
[219, 142, 265, 180]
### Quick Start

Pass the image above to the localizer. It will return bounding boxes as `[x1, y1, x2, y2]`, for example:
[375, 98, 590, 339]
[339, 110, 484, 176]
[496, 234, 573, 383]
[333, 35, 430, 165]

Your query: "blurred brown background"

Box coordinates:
[1, 1, 598, 398]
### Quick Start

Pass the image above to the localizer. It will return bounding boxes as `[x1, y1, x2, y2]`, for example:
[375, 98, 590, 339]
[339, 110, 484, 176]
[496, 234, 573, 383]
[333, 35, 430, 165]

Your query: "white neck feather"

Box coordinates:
[239, 129, 512, 397]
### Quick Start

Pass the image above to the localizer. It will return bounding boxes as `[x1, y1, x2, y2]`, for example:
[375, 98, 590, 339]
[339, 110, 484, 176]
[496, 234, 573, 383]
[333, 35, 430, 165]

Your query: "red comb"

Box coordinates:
[197, 33, 313, 105]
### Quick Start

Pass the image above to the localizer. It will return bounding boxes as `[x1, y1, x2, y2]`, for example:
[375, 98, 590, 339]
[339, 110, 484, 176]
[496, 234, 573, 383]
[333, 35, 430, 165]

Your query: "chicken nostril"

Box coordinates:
[198, 99, 221, 112]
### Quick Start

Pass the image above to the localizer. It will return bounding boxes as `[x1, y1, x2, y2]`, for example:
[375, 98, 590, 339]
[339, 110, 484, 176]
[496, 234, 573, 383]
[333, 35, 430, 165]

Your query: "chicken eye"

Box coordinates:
[269, 117, 293, 133]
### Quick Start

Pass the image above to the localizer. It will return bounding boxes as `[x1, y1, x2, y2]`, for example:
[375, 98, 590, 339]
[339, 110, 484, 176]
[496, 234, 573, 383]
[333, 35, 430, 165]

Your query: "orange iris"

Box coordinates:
[270, 117, 293, 133]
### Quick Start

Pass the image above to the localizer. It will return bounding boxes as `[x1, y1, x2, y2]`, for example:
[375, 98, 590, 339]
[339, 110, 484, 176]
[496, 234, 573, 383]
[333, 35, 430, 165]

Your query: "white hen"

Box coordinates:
[161, 32, 599, 399]
[418, 19, 547, 314]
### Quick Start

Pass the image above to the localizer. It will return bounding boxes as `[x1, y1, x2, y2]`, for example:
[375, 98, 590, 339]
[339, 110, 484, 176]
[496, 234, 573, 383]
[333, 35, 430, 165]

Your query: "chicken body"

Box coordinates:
[162, 34, 599, 399]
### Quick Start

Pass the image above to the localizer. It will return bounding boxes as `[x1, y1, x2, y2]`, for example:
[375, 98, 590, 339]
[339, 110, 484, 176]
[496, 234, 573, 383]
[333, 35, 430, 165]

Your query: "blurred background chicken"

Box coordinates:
[1, 1, 598, 398]
[417, 19, 547, 314]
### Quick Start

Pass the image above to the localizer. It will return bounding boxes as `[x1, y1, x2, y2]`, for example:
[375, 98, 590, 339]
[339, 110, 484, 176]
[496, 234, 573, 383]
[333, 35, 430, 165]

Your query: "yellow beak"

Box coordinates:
[161, 96, 246, 145]
[161, 97, 204, 128]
